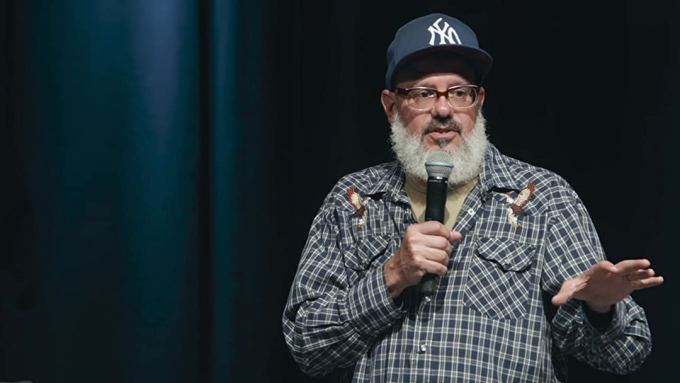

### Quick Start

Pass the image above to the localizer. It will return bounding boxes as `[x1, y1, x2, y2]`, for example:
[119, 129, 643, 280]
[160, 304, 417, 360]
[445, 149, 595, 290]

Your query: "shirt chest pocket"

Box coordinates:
[341, 234, 396, 285]
[463, 237, 537, 321]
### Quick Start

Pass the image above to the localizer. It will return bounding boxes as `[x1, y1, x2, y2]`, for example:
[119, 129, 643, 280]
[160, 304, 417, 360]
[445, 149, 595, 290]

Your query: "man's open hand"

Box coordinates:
[552, 259, 664, 313]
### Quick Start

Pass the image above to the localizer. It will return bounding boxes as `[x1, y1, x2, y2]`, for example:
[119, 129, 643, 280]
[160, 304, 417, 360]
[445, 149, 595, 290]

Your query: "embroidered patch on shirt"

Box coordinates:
[347, 187, 371, 228]
[501, 182, 536, 228]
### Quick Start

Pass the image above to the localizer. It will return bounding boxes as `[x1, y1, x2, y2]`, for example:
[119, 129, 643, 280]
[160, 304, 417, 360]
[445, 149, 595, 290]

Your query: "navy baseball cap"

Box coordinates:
[385, 13, 493, 89]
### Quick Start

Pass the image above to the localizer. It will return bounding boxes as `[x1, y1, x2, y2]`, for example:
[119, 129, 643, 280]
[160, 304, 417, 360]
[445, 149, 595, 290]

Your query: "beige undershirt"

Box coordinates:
[405, 176, 478, 229]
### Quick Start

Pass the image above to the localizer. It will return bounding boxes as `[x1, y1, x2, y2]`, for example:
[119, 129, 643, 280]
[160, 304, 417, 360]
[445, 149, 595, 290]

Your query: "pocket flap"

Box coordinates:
[475, 237, 536, 272]
[343, 234, 393, 271]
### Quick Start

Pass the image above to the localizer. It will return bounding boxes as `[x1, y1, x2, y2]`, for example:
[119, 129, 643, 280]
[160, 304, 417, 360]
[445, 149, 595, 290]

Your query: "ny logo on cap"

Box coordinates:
[428, 17, 462, 46]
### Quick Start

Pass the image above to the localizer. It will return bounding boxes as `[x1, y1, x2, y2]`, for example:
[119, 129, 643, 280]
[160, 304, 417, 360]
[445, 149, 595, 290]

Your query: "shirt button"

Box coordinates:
[419, 344, 427, 353]
[424, 296, 432, 303]
[467, 208, 475, 216]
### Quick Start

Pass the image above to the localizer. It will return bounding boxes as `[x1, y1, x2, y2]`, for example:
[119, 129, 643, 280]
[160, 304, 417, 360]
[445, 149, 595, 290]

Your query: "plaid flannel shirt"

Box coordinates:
[283, 144, 651, 382]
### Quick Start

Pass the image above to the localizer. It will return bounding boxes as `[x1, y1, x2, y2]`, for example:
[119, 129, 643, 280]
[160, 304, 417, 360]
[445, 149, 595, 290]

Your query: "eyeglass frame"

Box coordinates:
[393, 84, 481, 111]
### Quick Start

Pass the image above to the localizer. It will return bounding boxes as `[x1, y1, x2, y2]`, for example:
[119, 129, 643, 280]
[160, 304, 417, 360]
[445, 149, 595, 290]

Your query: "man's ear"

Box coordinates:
[477, 87, 485, 108]
[381, 90, 397, 123]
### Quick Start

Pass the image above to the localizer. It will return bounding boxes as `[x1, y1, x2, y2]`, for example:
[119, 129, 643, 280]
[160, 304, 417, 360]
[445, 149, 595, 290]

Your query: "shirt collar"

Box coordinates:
[363, 162, 409, 204]
[478, 143, 526, 192]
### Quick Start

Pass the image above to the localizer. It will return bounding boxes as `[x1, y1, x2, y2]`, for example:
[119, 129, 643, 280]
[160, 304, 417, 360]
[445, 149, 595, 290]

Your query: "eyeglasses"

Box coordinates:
[394, 85, 479, 111]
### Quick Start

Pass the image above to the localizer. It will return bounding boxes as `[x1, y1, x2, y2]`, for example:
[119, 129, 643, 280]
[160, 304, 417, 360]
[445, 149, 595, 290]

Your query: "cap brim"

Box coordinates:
[390, 45, 493, 88]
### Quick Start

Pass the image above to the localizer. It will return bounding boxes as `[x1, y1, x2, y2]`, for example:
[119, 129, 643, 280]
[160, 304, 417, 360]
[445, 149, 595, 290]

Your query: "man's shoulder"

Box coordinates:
[491, 148, 578, 208]
[321, 162, 400, 204]
[498, 152, 570, 187]
[335, 162, 398, 189]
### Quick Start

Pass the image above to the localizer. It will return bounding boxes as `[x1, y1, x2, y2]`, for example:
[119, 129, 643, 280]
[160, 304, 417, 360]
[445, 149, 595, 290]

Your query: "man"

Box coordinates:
[282, 13, 663, 382]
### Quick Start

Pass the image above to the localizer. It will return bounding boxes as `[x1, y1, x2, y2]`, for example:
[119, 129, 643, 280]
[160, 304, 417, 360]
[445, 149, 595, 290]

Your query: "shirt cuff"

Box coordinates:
[582, 301, 614, 332]
[345, 263, 406, 337]
[581, 300, 626, 342]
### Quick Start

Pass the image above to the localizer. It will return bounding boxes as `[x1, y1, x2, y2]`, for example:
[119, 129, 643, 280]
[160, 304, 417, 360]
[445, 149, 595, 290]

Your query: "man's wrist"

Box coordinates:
[582, 301, 614, 332]
[384, 257, 406, 300]
[585, 301, 613, 314]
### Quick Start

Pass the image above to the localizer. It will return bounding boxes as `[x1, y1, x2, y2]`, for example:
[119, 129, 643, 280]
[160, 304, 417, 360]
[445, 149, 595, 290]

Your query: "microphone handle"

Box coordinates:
[419, 176, 448, 295]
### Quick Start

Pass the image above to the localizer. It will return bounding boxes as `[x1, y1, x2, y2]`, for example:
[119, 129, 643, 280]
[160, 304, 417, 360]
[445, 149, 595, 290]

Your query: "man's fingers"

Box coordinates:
[420, 235, 453, 252]
[422, 259, 448, 276]
[552, 277, 586, 306]
[626, 268, 655, 281]
[552, 286, 577, 306]
[421, 248, 450, 265]
[595, 260, 617, 274]
[416, 221, 452, 237]
[632, 276, 664, 291]
[449, 231, 463, 243]
[551, 291, 571, 306]
[614, 259, 651, 275]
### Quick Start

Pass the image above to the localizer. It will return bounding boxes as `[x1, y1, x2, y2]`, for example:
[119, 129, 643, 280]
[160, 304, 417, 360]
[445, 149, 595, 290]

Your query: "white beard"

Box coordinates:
[389, 110, 488, 186]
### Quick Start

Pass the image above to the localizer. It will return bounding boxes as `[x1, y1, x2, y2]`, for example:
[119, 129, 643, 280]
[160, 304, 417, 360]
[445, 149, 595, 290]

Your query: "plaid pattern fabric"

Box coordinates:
[283, 144, 651, 382]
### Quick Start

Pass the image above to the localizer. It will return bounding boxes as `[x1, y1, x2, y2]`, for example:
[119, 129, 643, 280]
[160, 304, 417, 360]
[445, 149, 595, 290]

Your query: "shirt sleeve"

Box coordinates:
[541, 187, 652, 375]
[282, 193, 406, 377]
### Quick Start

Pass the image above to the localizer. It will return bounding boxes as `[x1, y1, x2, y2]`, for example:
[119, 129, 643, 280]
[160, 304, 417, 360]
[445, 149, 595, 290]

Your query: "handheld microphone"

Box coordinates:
[419, 151, 454, 295]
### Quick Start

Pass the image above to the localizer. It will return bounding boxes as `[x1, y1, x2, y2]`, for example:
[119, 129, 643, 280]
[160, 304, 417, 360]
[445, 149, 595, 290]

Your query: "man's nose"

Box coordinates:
[432, 95, 454, 118]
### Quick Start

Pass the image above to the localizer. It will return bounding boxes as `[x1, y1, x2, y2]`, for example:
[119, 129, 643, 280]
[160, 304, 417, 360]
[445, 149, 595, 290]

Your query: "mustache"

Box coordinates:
[422, 119, 463, 136]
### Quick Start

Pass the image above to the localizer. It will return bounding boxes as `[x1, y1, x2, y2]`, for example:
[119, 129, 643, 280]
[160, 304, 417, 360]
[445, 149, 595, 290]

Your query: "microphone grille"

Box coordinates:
[425, 151, 454, 179]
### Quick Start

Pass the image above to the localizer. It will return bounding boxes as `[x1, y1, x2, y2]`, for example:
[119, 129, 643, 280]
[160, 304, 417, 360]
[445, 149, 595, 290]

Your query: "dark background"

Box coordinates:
[1, 0, 678, 382]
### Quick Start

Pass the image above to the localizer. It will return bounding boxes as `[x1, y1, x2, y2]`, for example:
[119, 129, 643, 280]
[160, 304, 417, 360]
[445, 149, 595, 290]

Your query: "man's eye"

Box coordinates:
[413, 90, 435, 99]
[451, 90, 467, 98]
